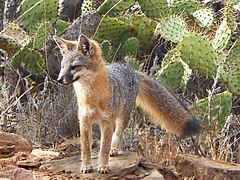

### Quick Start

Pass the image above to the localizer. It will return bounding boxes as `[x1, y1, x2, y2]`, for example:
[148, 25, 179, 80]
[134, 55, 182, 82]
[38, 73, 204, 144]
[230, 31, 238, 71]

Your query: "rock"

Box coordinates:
[0, 168, 35, 180]
[134, 167, 149, 177]
[175, 154, 240, 179]
[143, 170, 164, 180]
[0, 132, 32, 158]
[124, 174, 139, 179]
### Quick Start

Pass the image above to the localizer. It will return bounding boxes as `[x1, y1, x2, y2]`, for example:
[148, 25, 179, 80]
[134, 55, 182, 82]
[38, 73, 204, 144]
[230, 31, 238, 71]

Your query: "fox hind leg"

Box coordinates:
[110, 114, 129, 157]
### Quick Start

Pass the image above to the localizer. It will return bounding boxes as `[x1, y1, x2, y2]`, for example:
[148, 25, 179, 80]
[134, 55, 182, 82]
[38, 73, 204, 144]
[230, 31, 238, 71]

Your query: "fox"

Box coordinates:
[53, 34, 200, 174]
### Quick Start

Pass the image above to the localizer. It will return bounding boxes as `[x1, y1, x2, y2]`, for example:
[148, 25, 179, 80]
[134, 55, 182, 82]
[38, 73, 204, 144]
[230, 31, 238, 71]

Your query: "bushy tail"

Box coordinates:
[136, 72, 200, 138]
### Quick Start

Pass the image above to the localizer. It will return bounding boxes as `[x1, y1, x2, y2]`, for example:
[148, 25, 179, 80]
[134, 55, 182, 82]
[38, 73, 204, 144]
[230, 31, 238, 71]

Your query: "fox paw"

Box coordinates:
[110, 149, 119, 157]
[97, 165, 111, 174]
[81, 164, 93, 173]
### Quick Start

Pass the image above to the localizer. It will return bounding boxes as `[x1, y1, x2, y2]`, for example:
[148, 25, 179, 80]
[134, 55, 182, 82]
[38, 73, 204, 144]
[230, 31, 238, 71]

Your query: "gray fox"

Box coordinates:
[53, 34, 200, 174]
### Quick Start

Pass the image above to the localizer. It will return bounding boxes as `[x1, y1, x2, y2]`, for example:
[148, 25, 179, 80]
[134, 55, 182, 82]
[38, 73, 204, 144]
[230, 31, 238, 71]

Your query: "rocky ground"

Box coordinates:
[1, 132, 240, 179]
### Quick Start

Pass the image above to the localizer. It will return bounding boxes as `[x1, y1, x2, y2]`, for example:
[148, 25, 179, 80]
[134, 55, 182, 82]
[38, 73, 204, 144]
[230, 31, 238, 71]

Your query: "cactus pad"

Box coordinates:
[157, 59, 192, 90]
[170, 0, 203, 14]
[12, 47, 45, 75]
[97, 0, 119, 15]
[18, 0, 58, 31]
[227, 64, 240, 97]
[212, 20, 232, 53]
[138, 0, 169, 20]
[118, 37, 140, 58]
[95, 16, 131, 40]
[156, 16, 188, 43]
[131, 14, 157, 53]
[178, 33, 225, 81]
[101, 40, 113, 62]
[192, 8, 214, 28]
[189, 91, 232, 126]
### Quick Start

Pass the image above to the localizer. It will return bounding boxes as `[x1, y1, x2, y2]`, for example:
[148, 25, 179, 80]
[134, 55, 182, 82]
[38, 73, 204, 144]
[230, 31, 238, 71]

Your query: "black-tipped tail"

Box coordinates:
[181, 117, 201, 138]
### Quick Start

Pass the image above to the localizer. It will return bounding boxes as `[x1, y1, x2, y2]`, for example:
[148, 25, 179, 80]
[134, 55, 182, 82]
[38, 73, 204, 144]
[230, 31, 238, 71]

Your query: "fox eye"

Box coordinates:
[70, 64, 82, 70]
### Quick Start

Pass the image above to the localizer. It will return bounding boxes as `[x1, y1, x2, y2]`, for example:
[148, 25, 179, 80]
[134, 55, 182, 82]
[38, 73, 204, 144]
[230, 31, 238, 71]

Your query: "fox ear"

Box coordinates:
[53, 36, 71, 55]
[77, 34, 94, 56]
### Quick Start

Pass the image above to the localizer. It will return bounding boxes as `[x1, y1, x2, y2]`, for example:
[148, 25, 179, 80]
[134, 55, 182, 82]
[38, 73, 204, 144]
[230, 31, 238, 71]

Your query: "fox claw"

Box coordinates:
[81, 165, 93, 173]
[110, 149, 119, 157]
[98, 166, 111, 174]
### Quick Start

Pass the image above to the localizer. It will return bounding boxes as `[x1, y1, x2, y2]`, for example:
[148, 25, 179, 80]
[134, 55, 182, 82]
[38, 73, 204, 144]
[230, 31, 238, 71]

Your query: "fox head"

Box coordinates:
[53, 34, 103, 85]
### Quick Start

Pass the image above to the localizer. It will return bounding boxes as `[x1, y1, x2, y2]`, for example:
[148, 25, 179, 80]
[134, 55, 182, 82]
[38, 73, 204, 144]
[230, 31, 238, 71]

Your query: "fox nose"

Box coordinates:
[57, 77, 63, 84]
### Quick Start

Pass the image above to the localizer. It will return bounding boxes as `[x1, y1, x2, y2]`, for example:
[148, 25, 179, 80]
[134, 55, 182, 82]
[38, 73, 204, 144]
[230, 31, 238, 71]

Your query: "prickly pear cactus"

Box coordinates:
[130, 14, 157, 53]
[212, 20, 232, 53]
[32, 22, 52, 49]
[170, 0, 203, 14]
[117, 37, 140, 58]
[127, 57, 140, 71]
[0, 35, 21, 56]
[138, 0, 169, 20]
[101, 40, 113, 62]
[225, 38, 240, 96]
[225, 38, 240, 66]
[192, 8, 213, 28]
[157, 59, 192, 90]
[227, 65, 240, 97]
[12, 47, 45, 75]
[0, 23, 30, 56]
[18, 0, 58, 31]
[97, 0, 119, 15]
[189, 91, 232, 126]
[95, 16, 131, 40]
[178, 33, 226, 82]
[155, 16, 188, 43]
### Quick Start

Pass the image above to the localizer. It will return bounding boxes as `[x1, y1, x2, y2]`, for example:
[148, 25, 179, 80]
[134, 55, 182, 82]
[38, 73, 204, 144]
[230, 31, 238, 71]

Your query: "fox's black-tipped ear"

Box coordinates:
[53, 36, 70, 55]
[77, 34, 94, 56]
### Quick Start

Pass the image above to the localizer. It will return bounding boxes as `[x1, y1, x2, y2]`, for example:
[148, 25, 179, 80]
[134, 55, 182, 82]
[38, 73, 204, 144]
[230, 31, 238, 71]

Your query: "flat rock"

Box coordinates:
[0, 168, 35, 180]
[0, 132, 32, 158]
[40, 151, 141, 179]
[175, 154, 240, 179]
[143, 169, 164, 180]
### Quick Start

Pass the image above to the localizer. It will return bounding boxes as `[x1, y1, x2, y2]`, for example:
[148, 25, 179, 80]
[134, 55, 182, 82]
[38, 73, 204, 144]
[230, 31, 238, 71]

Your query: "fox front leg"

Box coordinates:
[98, 121, 114, 174]
[79, 120, 93, 173]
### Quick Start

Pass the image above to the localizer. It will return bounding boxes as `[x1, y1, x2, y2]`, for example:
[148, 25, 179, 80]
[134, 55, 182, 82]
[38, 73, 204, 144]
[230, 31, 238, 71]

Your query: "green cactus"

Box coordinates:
[155, 16, 188, 43]
[192, 8, 214, 28]
[127, 57, 140, 71]
[0, 23, 30, 56]
[0, 35, 21, 56]
[157, 59, 192, 90]
[138, 0, 169, 20]
[1, 23, 30, 46]
[130, 14, 157, 53]
[32, 22, 52, 49]
[117, 37, 140, 58]
[12, 46, 44, 75]
[54, 20, 70, 35]
[95, 16, 131, 40]
[161, 48, 181, 67]
[189, 91, 232, 126]
[227, 65, 240, 97]
[212, 20, 232, 53]
[18, 0, 58, 31]
[97, 0, 119, 15]
[101, 40, 113, 62]
[178, 33, 226, 82]
[170, 0, 203, 14]
[225, 38, 240, 66]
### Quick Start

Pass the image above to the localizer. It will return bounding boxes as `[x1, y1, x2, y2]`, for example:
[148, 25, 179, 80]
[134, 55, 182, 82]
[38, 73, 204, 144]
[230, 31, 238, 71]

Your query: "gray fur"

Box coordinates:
[106, 64, 139, 117]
